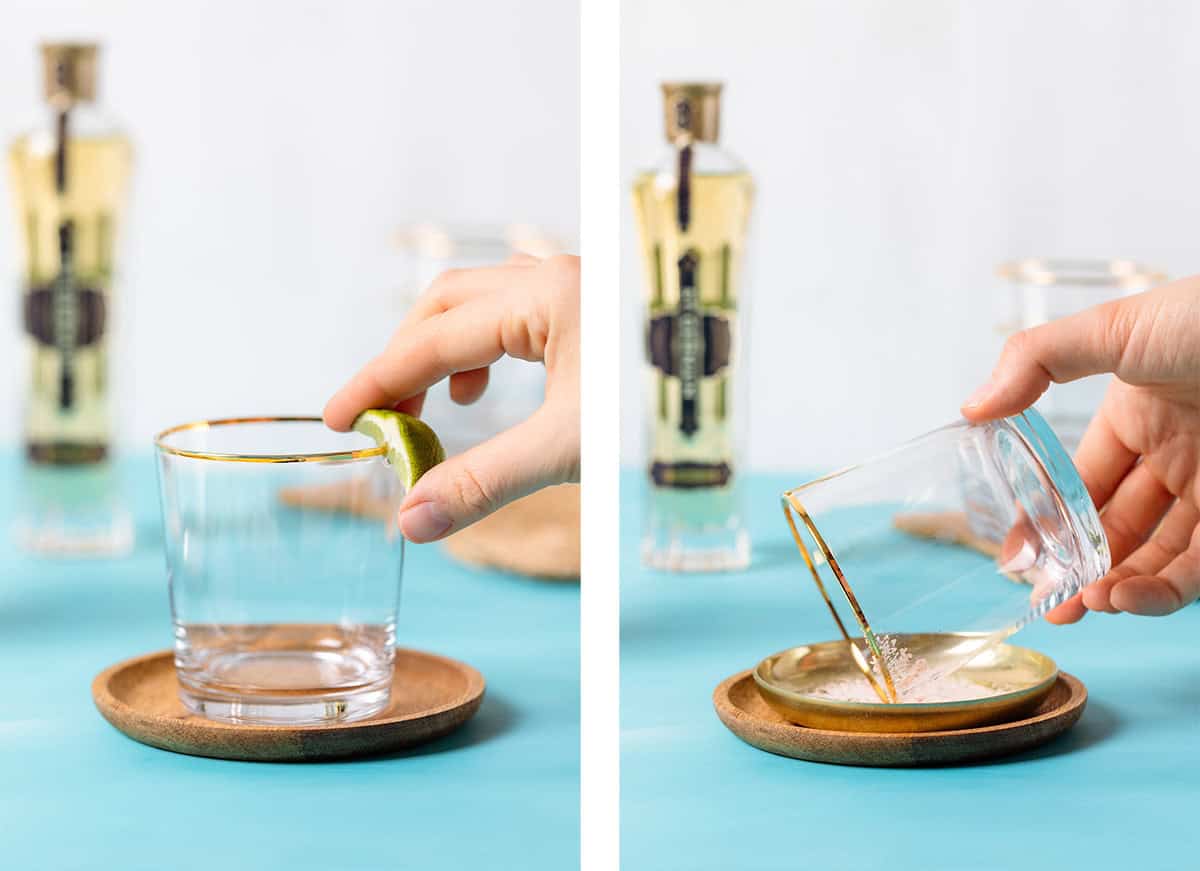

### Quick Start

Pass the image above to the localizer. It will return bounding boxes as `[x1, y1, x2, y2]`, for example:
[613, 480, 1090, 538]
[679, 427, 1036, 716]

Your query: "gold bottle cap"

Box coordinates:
[41, 43, 99, 105]
[661, 82, 722, 144]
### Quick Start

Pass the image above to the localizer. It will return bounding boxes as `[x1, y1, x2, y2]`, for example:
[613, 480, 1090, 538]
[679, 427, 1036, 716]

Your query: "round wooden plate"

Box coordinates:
[93, 648, 485, 762]
[443, 483, 580, 580]
[714, 669, 1086, 767]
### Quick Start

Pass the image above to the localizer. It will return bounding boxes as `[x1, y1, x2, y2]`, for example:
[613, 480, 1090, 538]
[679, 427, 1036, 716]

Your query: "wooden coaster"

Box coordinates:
[714, 669, 1086, 767]
[279, 477, 580, 581]
[93, 648, 485, 762]
[443, 483, 580, 580]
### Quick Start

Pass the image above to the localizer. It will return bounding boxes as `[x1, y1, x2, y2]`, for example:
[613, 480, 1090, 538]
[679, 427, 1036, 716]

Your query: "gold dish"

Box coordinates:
[753, 633, 1058, 733]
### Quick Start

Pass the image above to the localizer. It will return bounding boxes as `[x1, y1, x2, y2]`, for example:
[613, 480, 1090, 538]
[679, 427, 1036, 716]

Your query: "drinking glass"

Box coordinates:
[996, 258, 1165, 449]
[155, 417, 404, 725]
[782, 409, 1109, 703]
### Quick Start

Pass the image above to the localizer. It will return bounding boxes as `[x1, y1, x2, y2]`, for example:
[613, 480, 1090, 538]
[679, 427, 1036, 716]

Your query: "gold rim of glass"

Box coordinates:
[781, 490, 898, 704]
[996, 257, 1166, 288]
[154, 416, 387, 464]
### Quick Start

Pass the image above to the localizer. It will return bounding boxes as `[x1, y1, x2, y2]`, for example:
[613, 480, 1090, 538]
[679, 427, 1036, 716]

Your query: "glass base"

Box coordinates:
[641, 528, 751, 572]
[643, 484, 751, 572]
[14, 462, 134, 556]
[14, 516, 134, 555]
[177, 650, 393, 726]
[179, 683, 391, 726]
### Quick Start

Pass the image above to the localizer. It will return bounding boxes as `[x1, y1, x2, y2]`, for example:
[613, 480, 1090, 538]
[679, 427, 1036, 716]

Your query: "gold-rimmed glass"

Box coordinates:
[782, 409, 1109, 703]
[154, 417, 404, 725]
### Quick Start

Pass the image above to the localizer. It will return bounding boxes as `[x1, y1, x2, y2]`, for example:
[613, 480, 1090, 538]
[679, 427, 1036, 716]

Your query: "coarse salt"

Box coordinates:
[809, 635, 997, 704]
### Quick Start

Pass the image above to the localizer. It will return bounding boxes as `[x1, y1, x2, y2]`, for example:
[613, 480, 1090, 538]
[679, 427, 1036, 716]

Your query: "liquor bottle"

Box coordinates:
[632, 82, 753, 571]
[8, 43, 133, 554]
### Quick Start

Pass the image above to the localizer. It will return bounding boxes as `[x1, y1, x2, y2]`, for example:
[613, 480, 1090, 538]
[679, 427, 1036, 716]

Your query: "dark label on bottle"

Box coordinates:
[646, 313, 731, 376]
[54, 221, 79, 410]
[24, 285, 106, 349]
[676, 143, 692, 233]
[27, 441, 108, 465]
[650, 461, 732, 489]
[55, 109, 69, 194]
[677, 251, 702, 437]
[645, 249, 734, 441]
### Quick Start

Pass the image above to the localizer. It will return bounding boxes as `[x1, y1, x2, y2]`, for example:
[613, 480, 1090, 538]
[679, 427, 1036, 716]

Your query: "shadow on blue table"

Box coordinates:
[218, 694, 522, 765]
[944, 699, 1122, 769]
[380, 693, 521, 760]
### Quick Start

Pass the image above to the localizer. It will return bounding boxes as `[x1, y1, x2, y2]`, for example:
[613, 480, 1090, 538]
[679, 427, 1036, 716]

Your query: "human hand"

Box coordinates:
[962, 276, 1200, 622]
[324, 254, 580, 543]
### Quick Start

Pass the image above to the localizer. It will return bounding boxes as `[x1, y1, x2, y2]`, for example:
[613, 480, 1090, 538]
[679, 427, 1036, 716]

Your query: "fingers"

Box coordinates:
[449, 367, 489, 405]
[1088, 502, 1200, 616]
[962, 297, 1136, 421]
[998, 511, 1039, 574]
[1045, 592, 1088, 625]
[326, 262, 540, 430]
[1082, 503, 1187, 613]
[1071, 401, 1139, 509]
[396, 408, 574, 542]
[1108, 530, 1200, 615]
[324, 294, 514, 430]
[1045, 464, 1179, 625]
[393, 392, 426, 418]
[995, 509, 1084, 622]
[401, 265, 533, 328]
[1095, 461, 1176, 565]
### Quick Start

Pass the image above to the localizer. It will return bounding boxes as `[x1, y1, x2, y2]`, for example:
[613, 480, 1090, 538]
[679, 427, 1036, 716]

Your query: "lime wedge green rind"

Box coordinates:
[351, 409, 446, 491]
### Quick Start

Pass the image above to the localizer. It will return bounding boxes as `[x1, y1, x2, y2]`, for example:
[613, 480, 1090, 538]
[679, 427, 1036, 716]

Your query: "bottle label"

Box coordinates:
[646, 313, 731, 377]
[24, 285, 106, 349]
[650, 461, 732, 489]
[676, 143, 692, 232]
[676, 251, 702, 436]
[26, 442, 107, 464]
[53, 221, 82, 410]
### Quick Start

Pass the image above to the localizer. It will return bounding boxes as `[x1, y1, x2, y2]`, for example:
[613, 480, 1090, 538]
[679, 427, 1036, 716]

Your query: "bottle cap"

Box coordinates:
[661, 82, 722, 144]
[41, 43, 99, 106]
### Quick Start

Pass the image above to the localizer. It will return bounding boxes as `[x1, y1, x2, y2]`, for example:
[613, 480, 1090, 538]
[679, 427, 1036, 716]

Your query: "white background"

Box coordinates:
[0, 0, 579, 449]
[622, 0, 1200, 471]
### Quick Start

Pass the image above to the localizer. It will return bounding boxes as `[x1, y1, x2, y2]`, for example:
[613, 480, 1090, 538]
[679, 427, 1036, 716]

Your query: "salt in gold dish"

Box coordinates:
[754, 632, 1058, 733]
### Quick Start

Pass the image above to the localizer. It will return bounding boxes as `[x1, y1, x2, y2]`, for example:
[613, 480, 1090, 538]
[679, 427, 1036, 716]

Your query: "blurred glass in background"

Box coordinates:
[394, 223, 565, 457]
[995, 258, 1166, 451]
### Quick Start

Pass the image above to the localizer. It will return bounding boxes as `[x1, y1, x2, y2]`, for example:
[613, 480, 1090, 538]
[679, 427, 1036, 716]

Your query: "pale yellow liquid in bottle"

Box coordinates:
[8, 132, 131, 463]
[631, 169, 753, 481]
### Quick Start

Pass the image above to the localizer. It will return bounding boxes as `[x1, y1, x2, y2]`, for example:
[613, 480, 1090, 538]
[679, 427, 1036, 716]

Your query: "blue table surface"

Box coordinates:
[622, 471, 1200, 871]
[0, 454, 579, 871]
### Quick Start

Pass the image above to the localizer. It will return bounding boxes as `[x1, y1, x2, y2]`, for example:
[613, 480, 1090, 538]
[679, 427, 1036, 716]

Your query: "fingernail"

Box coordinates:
[963, 380, 993, 409]
[398, 501, 452, 542]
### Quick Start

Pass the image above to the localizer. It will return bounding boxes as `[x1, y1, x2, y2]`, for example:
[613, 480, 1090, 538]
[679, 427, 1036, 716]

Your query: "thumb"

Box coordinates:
[961, 297, 1136, 422]
[395, 409, 572, 543]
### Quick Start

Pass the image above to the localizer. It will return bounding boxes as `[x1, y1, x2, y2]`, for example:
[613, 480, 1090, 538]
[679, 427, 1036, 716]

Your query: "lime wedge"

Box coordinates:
[351, 409, 446, 491]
